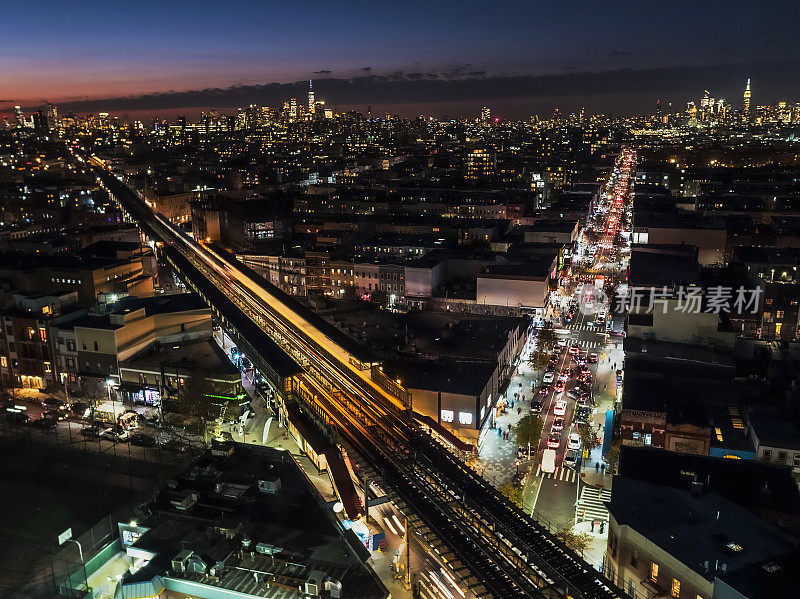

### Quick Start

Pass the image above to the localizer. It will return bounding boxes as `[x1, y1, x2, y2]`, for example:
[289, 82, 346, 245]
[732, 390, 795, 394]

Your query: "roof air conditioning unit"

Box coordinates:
[171, 491, 198, 511]
[325, 578, 343, 598]
[171, 549, 193, 573]
[304, 570, 325, 596]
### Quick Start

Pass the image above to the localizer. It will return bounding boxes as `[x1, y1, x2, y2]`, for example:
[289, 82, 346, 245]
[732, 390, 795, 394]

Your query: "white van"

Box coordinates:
[541, 449, 557, 474]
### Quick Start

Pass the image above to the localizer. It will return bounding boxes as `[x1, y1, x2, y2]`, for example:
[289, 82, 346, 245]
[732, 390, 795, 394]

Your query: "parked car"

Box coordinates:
[538, 384, 551, 396]
[129, 432, 156, 447]
[5, 410, 30, 424]
[102, 427, 130, 443]
[542, 372, 555, 384]
[531, 400, 543, 414]
[158, 437, 188, 453]
[31, 417, 58, 429]
[568, 432, 582, 451]
[81, 424, 103, 438]
[70, 401, 89, 417]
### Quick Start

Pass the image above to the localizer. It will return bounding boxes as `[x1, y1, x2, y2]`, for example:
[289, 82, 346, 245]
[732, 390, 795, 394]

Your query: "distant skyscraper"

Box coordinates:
[45, 101, 58, 129]
[480, 106, 490, 125]
[308, 80, 315, 114]
[13, 106, 24, 128]
[742, 78, 752, 122]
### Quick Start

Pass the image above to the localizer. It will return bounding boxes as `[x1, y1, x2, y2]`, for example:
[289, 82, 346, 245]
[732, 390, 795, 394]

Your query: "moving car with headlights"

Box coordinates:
[554, 399, 567, 416]
[546, 434, 561, 449]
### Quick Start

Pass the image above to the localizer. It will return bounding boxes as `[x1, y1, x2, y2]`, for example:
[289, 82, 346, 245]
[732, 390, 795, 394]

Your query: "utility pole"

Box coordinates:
[363, 474, 370, 524]
[404, 517, 411, 589]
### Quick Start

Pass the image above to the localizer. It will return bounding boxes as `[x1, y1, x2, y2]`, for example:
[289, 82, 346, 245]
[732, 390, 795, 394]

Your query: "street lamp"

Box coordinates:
[58, 528, 86, 591]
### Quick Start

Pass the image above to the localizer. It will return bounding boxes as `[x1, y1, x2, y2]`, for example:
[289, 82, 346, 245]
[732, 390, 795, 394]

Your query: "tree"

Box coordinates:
[528, 328, 557, 371]
[370, 288, 388, 307]
[578, 423, 600, 453]
[179, 374, 232, 443]
[513, 415, 543, 453]
[340, 284, 358, 300]
[537, 328, 558, 353]
[528, 349, 551, 371]
[556, 523, 594, 556]
[500, 482, 523, 508]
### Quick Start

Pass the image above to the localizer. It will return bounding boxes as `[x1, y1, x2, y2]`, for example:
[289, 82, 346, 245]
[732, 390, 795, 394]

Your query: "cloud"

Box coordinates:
[610, 50, 635, 57]
[313, 70, 332, 74]
[360, 66, 372, 72]
[12, 61, 798, 117]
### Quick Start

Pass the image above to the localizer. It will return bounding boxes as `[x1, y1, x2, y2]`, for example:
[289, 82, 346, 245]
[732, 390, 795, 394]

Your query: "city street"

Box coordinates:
[521, 150, 635, 535]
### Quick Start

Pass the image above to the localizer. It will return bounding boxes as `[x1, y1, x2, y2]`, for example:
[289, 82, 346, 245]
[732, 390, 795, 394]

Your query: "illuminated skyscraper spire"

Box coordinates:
[308, 79, 315, 114]
[742, 78, 751, 122]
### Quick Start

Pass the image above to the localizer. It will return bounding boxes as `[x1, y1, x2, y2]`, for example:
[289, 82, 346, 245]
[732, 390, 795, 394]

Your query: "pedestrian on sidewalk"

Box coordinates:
[595, 462, 600, 472]
[601, 463, 606, 474]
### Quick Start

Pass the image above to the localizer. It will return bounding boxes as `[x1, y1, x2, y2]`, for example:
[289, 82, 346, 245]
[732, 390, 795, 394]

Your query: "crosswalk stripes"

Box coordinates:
[535, 465, 579, 483]
[576, 485, 611, 522]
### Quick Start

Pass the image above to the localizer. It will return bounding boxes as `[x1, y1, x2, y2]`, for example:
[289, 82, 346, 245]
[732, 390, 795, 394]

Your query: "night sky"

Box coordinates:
[2, 0, 799, 117]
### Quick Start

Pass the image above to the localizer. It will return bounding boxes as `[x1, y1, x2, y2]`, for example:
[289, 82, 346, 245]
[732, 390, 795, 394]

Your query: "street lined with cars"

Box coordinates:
[524, 150, 635, 528]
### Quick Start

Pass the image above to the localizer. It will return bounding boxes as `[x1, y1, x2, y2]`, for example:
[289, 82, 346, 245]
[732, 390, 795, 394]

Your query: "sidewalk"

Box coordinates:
[573, 519, 608, 571]
[471, 337, 541, 488]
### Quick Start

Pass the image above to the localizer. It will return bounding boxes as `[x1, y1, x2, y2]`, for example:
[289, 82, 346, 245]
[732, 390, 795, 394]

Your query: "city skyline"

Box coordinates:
[2, 0, 799, 117]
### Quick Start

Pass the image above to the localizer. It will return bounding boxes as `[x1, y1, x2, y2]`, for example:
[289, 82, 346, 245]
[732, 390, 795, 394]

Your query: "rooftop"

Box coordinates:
[618, 445, 800, 516]
[120, 339, 239, 379]
[609, 476, 798, 582]
[629, 245, 701, 288]
[57, 293, 208, 331]
[382, 358, 497, 396]
[734, 245, 800, 266]
[122, 444, 388, 599]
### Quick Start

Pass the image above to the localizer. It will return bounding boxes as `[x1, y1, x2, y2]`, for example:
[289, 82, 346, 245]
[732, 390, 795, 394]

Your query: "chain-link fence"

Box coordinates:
[0, 416, 202, 471]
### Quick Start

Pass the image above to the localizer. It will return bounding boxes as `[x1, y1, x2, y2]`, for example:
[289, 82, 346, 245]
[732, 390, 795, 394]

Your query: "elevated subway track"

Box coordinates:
[93, 160, 626, 599]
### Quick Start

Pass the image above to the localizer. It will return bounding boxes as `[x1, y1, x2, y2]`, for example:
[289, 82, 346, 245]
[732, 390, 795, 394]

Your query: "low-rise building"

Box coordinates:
[605, 446, 800, 599]
[49, 294, 211, 396]
[118, 338, 242, 417]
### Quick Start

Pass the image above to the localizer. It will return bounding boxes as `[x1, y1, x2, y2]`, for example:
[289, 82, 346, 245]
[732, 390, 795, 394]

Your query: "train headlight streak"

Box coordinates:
[391, 513, 405, 533]
[440, 567, 466, 598]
